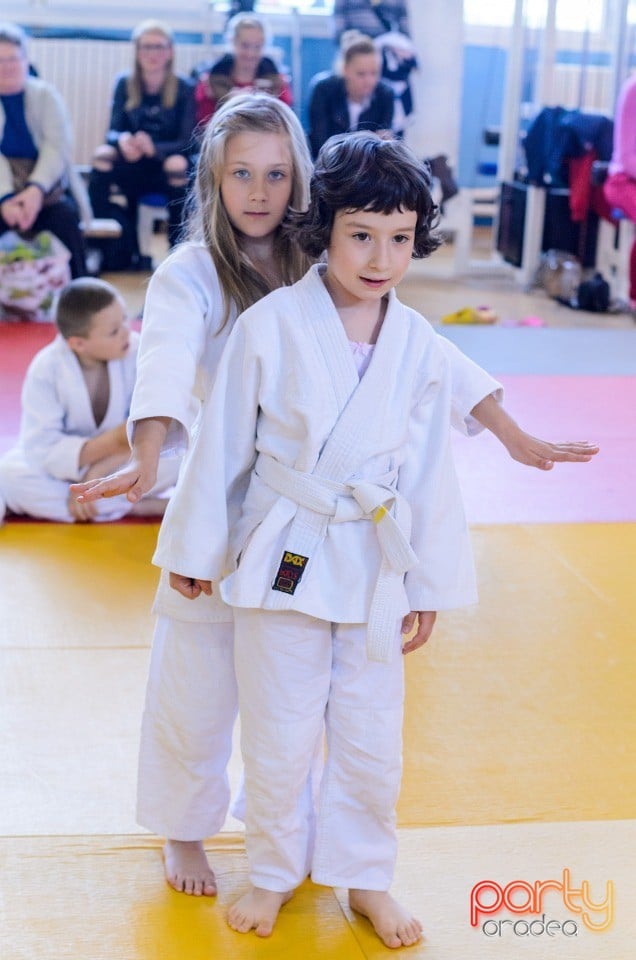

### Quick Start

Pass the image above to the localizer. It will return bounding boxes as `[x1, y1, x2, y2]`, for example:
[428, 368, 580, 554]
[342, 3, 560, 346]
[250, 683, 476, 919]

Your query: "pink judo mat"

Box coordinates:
[453, 374, 636, 524]
[2, 323, 634, 524]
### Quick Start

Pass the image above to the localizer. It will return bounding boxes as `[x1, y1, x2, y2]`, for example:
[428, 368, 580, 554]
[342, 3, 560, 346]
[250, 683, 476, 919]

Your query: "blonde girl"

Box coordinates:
[74, 94, 313, 895]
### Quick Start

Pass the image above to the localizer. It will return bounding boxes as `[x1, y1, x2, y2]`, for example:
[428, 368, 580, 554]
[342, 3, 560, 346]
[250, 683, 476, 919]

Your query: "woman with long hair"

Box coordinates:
[88, 20, 196, 269]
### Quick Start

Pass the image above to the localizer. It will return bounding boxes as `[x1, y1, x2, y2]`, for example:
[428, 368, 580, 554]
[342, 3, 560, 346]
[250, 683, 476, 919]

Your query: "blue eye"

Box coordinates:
[233, 169, 250, 179]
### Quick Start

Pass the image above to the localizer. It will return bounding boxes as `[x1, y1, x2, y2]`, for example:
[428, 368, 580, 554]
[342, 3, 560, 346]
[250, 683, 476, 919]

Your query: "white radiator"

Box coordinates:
[29, 39, 211, 165]
[550, 63, 614, 114]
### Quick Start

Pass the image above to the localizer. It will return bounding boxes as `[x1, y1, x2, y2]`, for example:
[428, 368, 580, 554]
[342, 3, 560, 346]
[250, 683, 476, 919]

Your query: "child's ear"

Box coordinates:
[66, 334, 87, 354]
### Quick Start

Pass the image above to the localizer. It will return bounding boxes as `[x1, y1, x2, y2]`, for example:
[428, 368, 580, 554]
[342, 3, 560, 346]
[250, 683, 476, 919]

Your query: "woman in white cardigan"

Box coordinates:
[0, 22, 86, 276]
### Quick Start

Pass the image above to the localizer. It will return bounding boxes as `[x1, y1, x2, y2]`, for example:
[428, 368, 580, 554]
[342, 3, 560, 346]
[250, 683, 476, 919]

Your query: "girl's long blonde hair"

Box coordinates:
[188, 93, 314, 330]
[126, 19, 178, 111]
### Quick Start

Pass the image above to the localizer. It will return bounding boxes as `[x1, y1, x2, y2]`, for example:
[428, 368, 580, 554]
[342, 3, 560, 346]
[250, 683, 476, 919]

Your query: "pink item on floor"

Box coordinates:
[518, 315, 546, 326]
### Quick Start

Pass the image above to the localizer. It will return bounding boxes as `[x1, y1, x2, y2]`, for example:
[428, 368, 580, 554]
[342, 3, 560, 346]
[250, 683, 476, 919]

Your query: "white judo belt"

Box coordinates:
[255, 453, 417, 662]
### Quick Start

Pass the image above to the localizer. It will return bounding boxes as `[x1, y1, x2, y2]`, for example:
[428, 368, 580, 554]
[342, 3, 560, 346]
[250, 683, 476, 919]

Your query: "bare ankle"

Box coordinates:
[163, 839, 217, 896]
[349, 889, 423, 949]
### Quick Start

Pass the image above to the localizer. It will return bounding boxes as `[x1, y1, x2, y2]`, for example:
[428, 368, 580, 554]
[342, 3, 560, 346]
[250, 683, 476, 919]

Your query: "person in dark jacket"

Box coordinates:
[194, 13, 292, 130]
[88, 20, 196, 266]
[307, 32, 394, 160]
[333, 0, 416, 137]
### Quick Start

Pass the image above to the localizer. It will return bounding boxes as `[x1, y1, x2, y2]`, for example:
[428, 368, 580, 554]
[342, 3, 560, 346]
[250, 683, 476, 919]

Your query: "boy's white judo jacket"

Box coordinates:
[154, 264, 478, 662]
[8, 330, 139, 481]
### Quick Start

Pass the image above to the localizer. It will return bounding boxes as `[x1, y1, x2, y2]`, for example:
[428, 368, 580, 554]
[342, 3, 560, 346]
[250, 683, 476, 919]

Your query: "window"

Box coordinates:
[244, 0, 332, 11]
[464, 0, 603, 32]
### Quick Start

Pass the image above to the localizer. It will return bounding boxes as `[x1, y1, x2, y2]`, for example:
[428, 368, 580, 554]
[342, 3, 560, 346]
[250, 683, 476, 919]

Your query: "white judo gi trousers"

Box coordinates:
[233, 607, 405, 893]
[0, 452, 179, 523]
[136, 616, 238, 840]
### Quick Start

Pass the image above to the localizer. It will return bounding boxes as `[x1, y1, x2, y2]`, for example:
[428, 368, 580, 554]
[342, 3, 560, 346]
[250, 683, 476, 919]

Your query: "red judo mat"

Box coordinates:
[0, 318, 141, 455]
[0, 320, 158, 524]
[453, 374, 636, 524]
[0, 321, 56, 455]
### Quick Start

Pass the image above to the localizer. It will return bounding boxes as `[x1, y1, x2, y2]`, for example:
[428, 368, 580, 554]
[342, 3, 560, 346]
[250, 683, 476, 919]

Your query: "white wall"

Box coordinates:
[406, 0, 464, 162]
[1, 0, 223, 35]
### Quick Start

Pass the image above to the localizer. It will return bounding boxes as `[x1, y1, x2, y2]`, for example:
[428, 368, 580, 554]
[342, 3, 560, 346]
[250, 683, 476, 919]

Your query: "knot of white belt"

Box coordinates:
[255, 453, 417, 662]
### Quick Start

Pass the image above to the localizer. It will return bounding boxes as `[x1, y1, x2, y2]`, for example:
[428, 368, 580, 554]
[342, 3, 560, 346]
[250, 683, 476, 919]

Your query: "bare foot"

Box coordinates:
[349, 889, 423, 949]
[163, 839, 217, 896]
[227, 886, 292, 937]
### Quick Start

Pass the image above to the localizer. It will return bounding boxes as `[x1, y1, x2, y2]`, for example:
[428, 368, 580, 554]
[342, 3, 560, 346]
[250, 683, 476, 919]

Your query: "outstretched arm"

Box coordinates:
[70, 416, 170, 502]
[470, 394, 599, 470]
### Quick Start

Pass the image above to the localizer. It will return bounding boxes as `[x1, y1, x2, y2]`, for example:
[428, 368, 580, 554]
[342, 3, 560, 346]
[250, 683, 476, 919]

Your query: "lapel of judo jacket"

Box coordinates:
[266, 265, 410, 611]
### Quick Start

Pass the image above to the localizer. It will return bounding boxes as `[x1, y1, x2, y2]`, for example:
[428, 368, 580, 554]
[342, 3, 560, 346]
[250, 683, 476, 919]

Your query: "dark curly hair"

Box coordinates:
[285, 132, 442, 259]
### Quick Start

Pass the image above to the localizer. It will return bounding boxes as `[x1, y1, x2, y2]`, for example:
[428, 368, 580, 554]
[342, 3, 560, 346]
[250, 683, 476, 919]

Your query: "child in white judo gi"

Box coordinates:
[72, 95, 316, 896]
[154, 133, 598, 947]
[0, 277, 178, 524]
[71, 94, 598, 902]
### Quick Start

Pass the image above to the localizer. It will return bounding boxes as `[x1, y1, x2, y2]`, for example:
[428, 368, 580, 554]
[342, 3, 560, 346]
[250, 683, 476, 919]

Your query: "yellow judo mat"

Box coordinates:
[1, 522, 635, 958]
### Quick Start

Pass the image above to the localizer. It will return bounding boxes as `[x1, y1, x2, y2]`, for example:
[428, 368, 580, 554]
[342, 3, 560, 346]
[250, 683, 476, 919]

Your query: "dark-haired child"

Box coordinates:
[0, 278, 178, 523]
[153, 133, 593, 946]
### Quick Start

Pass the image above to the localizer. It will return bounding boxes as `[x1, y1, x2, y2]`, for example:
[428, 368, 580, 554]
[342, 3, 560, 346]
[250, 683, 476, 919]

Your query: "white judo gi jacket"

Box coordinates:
[154, 264, 478, 660]
[129, 243, 234, 457]
[10, 331, 139, 481]
[129, 243, 235, 622]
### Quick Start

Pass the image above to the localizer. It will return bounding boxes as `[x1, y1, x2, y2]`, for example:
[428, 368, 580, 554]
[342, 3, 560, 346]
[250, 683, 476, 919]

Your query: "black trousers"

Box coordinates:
[89, 155, 189, 257]
[0, 196, 87, 278]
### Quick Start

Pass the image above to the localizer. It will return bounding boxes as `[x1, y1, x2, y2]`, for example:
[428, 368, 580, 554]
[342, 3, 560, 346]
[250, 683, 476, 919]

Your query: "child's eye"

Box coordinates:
[233, 169, 250, 179]
[269, 170, 286, 181]
[352, 232, 370, 241]
[393, 234, 410, 244]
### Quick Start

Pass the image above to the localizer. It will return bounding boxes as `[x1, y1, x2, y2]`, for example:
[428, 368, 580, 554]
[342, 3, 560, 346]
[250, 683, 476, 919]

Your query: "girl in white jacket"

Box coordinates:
[72, 101, 597, 904]
[157, 133, 597, 946]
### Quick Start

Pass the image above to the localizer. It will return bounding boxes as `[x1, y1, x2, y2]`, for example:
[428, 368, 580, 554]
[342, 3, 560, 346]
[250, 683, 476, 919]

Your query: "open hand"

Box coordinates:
[68, 491, 97, 522]
[401, 610, 436, 654]
[505, 433, 599, 470]
[70, 455, 157, 504]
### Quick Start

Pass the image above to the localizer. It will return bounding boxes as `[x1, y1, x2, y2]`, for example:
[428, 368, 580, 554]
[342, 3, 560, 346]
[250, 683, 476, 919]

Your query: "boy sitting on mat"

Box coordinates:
[0, 278, 179, 524]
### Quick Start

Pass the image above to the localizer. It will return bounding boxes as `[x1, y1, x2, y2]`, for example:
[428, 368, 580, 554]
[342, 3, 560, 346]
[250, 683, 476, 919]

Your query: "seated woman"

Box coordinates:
[0, 22, 86, 277]
[333, 0, 417, 138]
[88, 20, 196, 268]
[306, 32, 394, 160]
[194, 13, 292, 129]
